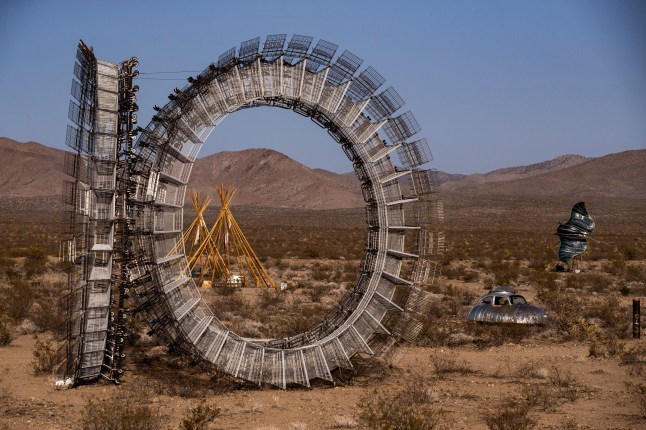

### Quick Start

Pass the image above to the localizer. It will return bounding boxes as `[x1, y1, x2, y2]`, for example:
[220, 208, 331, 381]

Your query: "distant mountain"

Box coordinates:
[0, 138, 364, 209]
[435, 171, 467, 184]
[440, 154, 590, 192]
[189, 148, 364, 209]
[1, 137, 643, 205]
[458, 150, 646, 198]
[0, 137, 65, 197]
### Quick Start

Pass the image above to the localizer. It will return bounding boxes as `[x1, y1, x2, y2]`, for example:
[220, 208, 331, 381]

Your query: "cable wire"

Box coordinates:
[138, 70, 201, 75]
[135, 77, 190, 81]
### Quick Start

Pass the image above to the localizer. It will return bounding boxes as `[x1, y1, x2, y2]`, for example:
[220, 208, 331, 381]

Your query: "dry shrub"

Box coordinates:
[537, 288, 593, 340]
[332, 415, 358, 428]
[483, 399, 536, 430]
[311, 263, 331, 282]
[138, 373, 202, 399]
[416, 291, 470, 347]
[429, 352, 474, 378]
[306, 283, 328, 303]
[619, 282, 631, 296]
[31, 295, 68, 339]
[440, 263, 461, 280]
[270, 313, 309, 338]
[628, 363, 646, 377]
[215, 292, 252, 316]
[258, 288, 285, 308]
[621, 342, 646, 365]
[625, 264, 645, 283]
[580, 273, 612, 293]
[134, 349, 241, 397]
[0, 320, 13, 347]
[0, 277, 34, 323]
[604, 256, 626, 276]
[547, 366, 584, 402]
[179, 401, 220, 430]
[80, 395, 162, 430]
[136, 354, 212, 398]
[416, 315, 455, 347]
[620, 342, 646, 376]
[358, 375, 446, 429]
[0, 375, 12, 403]
[626, 383, 646, 419]
[466, 322, 530, 347]
[523, 383, 559, 412]
[489, 260, 521, 285]
[519, 366, 587, 412]
[585, 297, 629, 338]
[588, 331, 624, 358]
[440, 282, 476, 304]
[527, 245, 553, 270]
[514, 361, 549, 380]
[333, 355, 391, 387]
[462, 269, 479, 282]
[565, 274, 583, 290]
[31, 335, 58, 375]
[441, 263, 478, 282]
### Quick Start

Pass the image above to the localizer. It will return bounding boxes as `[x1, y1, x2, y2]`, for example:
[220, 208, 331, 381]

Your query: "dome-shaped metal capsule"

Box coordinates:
[466, 286, 547, 325]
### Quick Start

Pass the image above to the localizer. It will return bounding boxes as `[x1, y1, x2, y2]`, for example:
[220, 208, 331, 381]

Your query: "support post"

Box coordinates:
[633, 299, 641, 339]
[104, 56, 139, 383]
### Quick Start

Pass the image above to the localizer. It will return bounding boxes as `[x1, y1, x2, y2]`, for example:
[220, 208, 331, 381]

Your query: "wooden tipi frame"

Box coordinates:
[176, 187, 275, 288]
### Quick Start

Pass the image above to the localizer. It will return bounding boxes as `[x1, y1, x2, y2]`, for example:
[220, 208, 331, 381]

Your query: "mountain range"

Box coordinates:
[0, 137, 644, 208]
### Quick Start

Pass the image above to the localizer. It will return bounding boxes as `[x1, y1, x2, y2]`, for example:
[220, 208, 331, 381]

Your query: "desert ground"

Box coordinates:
[1, 193, 645, 429]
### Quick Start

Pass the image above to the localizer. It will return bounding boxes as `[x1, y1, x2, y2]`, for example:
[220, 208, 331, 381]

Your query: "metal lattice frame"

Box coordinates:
[60, 35, 445, 388]
[60, 41, 120, 380]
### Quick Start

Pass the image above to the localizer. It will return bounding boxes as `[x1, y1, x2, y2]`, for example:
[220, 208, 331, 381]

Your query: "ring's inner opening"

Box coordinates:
[185, 107, 365, 340]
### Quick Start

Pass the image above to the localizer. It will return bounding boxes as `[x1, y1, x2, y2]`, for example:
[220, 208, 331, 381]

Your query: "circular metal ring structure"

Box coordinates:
[122, 35, 443, 388]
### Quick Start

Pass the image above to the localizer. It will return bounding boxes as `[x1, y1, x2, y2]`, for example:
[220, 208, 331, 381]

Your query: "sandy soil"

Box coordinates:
[1, 334, 644, 430]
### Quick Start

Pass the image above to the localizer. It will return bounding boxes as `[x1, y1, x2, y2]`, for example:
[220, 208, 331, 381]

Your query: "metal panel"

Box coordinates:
[262, 349, 286, 389]
[327, 50, 363, 85]
[321, 338, 353, 370]
[338, 326, 373, 357]
[261, 34, 287, 60]
[396, 138, 432, 169]
[302, 346, 333, 382]
[236, 344, 264, 384]
[306, 39, 338, 72]
[381, 111, 421, 144]
[284, 34, 313, 64]
[238, 37, 260, 64]
[347, 66, 385, 101]
[283, 349, 309, 387]
[365, 87, 405, 121]
[217, 47, 237, 69]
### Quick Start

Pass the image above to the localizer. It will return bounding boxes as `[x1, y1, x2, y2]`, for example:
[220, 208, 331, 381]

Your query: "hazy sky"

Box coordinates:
[0, 0, 644, 174]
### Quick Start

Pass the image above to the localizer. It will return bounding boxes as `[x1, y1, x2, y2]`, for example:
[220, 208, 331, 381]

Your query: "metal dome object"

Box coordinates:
[59, 36, 445, 388]
[466, 287, 547, 325]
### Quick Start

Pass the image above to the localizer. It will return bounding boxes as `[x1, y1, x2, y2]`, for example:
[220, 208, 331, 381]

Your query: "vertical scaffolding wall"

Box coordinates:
[59, 41, 125, 382]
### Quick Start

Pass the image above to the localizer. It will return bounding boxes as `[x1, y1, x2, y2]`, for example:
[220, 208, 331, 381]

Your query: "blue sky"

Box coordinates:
[0, 0, 644, 174]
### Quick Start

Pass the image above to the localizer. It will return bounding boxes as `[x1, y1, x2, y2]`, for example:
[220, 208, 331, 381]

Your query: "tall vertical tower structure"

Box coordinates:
[60, 41, 138, 382]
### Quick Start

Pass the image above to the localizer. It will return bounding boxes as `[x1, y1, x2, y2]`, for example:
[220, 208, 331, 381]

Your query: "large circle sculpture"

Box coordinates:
[124, 35, 444, 388]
